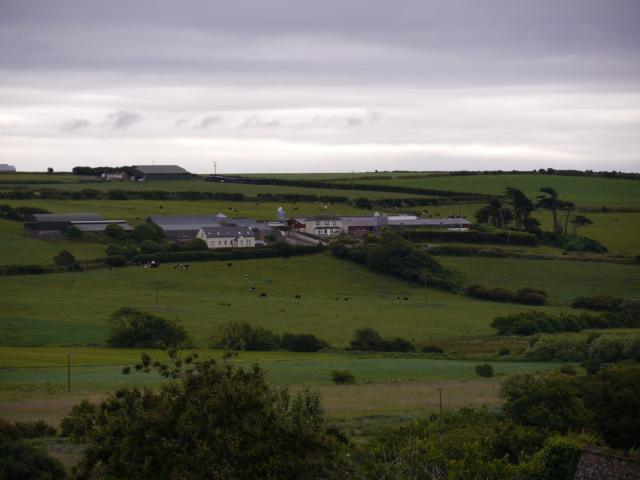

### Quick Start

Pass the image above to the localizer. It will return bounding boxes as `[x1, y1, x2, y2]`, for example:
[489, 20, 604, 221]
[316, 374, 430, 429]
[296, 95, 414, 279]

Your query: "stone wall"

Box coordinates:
[574, 447, 640, 480]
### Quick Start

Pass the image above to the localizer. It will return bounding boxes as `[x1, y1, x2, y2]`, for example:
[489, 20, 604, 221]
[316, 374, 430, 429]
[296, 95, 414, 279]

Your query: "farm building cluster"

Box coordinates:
[288, 213, 471, 238]
[101, 165, 192, 182]
[23, 206, 471, 249]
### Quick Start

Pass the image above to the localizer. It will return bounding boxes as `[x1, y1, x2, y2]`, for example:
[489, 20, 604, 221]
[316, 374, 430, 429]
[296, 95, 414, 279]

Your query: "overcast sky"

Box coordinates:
[1, 0, 639, 173]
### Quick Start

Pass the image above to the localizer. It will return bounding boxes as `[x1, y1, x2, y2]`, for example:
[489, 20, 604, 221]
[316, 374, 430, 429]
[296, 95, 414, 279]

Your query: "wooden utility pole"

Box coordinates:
[67, 352, 71, 393]
[439, 388, 443, 418]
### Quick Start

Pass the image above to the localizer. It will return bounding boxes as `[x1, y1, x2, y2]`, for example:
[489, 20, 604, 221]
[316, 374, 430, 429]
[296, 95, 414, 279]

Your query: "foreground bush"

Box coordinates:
[74, 352, 349, 479]
[106, 307, 191, 348]
[0, 433, 67, 480]
[60, 400, 98, 442]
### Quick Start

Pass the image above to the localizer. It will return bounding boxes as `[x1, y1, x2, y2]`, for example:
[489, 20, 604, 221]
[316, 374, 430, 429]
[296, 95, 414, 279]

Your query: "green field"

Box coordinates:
[0, 219, 106, 265]
[440, 256, 640, 305]
[5, 177, 425, 200]
[0, 346, 560, 422]
[334, 174, 640, 207]
[0, 253, 572, 348]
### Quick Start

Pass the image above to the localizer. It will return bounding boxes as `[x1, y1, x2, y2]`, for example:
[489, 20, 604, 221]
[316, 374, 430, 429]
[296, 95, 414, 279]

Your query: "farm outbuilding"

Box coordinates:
[0, 164, 16, 173]
[24, 213, 132, 237]
[129, 165, 191, 181]
[148, 215, 222, 243]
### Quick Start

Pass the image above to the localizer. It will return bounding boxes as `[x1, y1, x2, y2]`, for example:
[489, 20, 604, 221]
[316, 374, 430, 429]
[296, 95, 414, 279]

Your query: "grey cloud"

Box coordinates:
[103, 110, 142, 130]
[239, 115, 280, 129]
[196, 115, 223, 129]
[60, 118, 91, 132]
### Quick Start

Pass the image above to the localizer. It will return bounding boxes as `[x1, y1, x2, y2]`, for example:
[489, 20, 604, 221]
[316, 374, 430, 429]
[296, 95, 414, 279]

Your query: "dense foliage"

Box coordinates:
[0, 433, 68, 480]
[525, 333, 640, 364]
[401, 227, 538, 246]
[491, 303, 640, 335]
[53, 250, 78, 270]
[280, 333, 329, 352]
[106, 307, 191, 348]
[349, 327, 415, 352]
[331, 230, 458, 290]
[0, 204, 51, 221]
[74, 352, 350, 479]
[212, 320, 281, 351]
[467, 285, 548, 305]
[571, 294, 624, 311]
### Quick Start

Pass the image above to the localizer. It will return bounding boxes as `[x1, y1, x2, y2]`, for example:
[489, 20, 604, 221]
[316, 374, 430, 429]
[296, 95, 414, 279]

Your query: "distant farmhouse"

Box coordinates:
[0, 164, 16, 174]
[128, 165, 191, 181]
[197, 226, 256, 249]
[24, 213, 132, 238]
[148, 213, 276, 248]
[290, 213, 471, 238]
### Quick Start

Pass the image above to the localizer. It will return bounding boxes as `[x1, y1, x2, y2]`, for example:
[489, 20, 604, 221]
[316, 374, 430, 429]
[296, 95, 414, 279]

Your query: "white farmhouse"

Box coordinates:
[196, 226, 256, 249]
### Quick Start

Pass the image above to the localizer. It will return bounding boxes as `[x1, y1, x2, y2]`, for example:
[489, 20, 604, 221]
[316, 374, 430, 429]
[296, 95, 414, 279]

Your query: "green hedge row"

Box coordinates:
[467, 285, 547, 305]
[400, 228, 538, 246]
[491, 302, 640, 336]
[131, 244, 324, 263]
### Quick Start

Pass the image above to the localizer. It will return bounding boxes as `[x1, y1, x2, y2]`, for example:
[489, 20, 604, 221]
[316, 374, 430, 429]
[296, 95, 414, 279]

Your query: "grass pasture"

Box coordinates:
[440, 256, 640, 305]
[0, 346, 560, 422]
[334, 174, 640, 208]
[0, 253, 573, 348]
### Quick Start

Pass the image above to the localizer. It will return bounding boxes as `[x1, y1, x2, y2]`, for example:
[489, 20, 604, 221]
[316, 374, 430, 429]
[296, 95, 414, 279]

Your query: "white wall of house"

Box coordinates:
[304, 218, 344, 237]
[196, 230, 256, 249]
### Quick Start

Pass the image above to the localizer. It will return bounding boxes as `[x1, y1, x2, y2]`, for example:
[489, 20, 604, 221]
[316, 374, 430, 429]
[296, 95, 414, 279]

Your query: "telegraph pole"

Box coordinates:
[439, 388, 443, 418]
[67, 352, 71, 393]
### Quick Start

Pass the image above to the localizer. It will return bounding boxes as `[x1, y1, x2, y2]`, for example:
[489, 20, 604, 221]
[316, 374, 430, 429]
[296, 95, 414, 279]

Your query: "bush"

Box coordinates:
[106, 255, 128, 267]
[422, 345, 444, 354]
[0, 264, 46, 276]
[131, 222, 164, 242]
[280, 333, 329, 352]
[0, 434, 68, 480]
[550, 234, 607, 253]
[60, 399, 98, 442]
[12, 420, 56, 439]
[475, 363, 494, 377]
[53, 250, 78, 269]
[213, 321, 280, 351]
[399, 228, 538, 246]
[498, 347, 511, 356]
[571, 295, 624, 311]
[184, 238, 208, 251]
[331, 370, 356, 384]
[467, 285, 547, 305]
[139, 239, 163, 254]
[65, 225, 82, 239]
[105, 223, 127, 239]
[74, 353, 349, 479]
[106, 244, 138, 258]
[106, 307, 191, 348]
[349, 327, 415, 352]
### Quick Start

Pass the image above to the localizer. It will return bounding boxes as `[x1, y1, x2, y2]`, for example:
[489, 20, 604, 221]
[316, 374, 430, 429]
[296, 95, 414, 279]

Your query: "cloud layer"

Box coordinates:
[0, 0, 639, 172]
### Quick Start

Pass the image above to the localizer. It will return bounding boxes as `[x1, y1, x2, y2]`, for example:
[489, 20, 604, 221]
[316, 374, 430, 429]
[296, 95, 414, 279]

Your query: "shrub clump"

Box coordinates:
[571, 295, 624, 311]
[212, 321, 280, 351]
[106, 307, 191, 348]
[466, 285, 547, 305]
[280, 333, 329, 352]
[330, 370, 356, 384]
[349, 327, 415, 352]
[475, 363, 494, 377]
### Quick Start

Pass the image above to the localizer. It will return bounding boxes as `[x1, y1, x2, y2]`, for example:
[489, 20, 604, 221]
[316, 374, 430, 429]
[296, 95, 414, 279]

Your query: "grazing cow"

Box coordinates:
[403, 297, 409, 301]
[241, 273, 249, 279]
[249, 286, 256, 292]
[260, 292, 267, 298]
[396, 296, 400, 301]
[294, 294, 301, 300]
[226, 262, 233, 268]
[344, 297, 349, 301]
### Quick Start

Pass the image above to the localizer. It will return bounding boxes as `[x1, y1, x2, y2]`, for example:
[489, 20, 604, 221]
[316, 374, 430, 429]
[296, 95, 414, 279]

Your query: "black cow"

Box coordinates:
[260, 292, 267, 298]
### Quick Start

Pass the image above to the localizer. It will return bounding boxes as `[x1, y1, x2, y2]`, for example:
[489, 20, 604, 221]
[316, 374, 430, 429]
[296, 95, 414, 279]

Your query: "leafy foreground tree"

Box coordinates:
[0, 433, 68, 480]
[74, 351, 351, 480]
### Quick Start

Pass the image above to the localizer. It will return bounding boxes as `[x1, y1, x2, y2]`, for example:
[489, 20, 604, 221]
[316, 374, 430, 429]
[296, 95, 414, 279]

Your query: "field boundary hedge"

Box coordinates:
[400, 228, 538, 246]
[131, 244, 324, 263]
